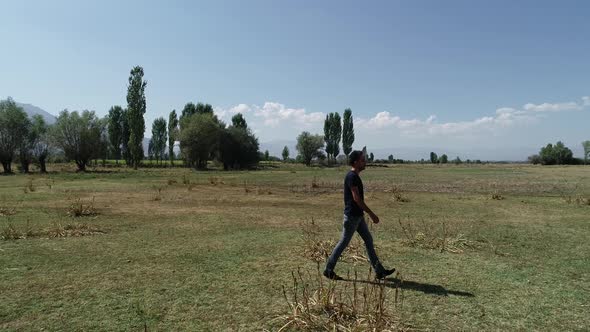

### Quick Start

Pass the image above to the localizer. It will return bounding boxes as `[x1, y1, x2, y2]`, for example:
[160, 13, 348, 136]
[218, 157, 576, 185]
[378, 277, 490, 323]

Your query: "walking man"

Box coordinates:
[324, 150, 395, 280]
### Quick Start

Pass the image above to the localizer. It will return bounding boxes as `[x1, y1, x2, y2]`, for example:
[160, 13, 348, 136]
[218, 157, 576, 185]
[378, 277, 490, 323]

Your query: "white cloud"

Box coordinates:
[523, 102, 581, 112]
[214, 95, 589, 143]
[355, 96, 589, 138]
[252, 102, 324, 128]
[229, 103, 251, 114]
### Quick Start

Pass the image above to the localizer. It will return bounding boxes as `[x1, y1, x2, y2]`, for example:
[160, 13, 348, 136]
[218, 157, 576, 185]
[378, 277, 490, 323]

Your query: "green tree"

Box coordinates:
[296, 131, 325, 166]
[0, 98, 29, 173]
[264, 150, 270, 161]
[369, 152, 374, 162]
[282, 146, 290, 161]
[453, 156, 462, 165]
[528, 154, 541, 164]
[168, 110, 178, 165]
[539, 144, 556, 165]
[331, 112, 341, 159]
[181, 102, 197, 120]
[18, 117, 34, 173]
[539, 141, 573, 165]
[342, 108, 355, 157]
[388, 154, 394, 163]
[179, 113, 222, 169]
[51, 110, 102, 172]
[151, 117, 167, 164]
[439, 154, 448, 164]
[582, 141, 590, 164]
[126, 66, 147, 169]
[324, 112, 342, 163]
[430, 152, 438, 164]
[553, 141, 573, 165]
[121, 108, 131, 166]
[107, 105, 124, 164]
[31, 115, 50, 173]
[148, 138, 154, 161]
[218, 126, 260, 170]
[231, 113, 247, 129]
[196, 102, 214, 115]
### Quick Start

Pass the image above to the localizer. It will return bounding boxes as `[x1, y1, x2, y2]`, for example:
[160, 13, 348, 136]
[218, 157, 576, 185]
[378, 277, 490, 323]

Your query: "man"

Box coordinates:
[324, 150, 395, 280]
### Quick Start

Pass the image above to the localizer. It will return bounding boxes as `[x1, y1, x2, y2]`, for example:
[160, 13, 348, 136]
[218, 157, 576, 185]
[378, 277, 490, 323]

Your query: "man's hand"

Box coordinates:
[369, 212, 380, 224]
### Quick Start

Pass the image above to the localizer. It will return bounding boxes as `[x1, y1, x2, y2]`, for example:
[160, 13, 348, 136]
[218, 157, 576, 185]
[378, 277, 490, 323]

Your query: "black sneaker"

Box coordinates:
[323, 270, 343, 280]
[375, 267, 396, 280]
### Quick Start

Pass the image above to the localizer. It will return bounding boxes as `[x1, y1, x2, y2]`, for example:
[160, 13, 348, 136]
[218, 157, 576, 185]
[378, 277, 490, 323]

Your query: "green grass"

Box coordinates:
[1, 163, 589, 330]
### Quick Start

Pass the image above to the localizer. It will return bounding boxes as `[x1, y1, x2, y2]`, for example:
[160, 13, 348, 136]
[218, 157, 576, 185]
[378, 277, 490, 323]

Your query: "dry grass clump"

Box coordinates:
[397, 217, 478, 254]
[564, 195, 590, 206]
[2, 220, 104, 240]
[67, 197, 98, 217]
[311, 176, 320, 189]
[490, 190, 504, 200]
[46, 221, 105, 238]
[167, 178, 178, 185]
[1, 222, 31, 240]
[0, 207, 16, 216]
[388, 186, 410, 203]
[257, 186, 272, 195]
[152, 186, 164, 201]
[300, 218, 372, 263]
[209, 176, 224, 185]
[23, 179, 36, 193]
[268, 267, 404, 331]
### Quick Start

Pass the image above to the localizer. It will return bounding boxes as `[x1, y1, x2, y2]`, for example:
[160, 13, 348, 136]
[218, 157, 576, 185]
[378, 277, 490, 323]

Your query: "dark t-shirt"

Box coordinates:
[344, 170, 364, 216]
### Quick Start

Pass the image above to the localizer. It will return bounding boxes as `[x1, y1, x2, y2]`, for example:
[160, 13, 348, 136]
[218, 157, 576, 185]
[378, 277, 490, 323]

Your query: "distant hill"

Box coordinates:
[15, 102, 57, 125]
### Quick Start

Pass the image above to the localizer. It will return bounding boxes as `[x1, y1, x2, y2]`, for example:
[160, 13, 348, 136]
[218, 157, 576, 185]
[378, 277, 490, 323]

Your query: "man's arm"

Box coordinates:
[351, 186, 380, 224]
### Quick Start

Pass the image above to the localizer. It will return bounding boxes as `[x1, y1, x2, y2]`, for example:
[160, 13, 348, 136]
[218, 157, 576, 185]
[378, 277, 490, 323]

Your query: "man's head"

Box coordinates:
[348, 150, 366, 171]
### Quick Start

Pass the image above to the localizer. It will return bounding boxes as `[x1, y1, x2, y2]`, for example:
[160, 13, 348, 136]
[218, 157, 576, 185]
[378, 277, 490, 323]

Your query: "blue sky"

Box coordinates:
[1, 1, 589, 160]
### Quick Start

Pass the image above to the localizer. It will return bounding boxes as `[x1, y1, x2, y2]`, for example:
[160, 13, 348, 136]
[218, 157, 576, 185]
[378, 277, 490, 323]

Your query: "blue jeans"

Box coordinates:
[325, 214, 384, 274]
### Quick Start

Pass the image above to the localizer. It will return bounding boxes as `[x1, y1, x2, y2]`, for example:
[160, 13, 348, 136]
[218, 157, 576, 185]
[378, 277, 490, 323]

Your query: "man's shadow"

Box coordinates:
[341, 277, 474, 297]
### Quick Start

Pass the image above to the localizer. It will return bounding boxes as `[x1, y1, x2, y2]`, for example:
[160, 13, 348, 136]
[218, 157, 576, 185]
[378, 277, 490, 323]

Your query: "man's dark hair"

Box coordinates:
[348, 150, 364, 166]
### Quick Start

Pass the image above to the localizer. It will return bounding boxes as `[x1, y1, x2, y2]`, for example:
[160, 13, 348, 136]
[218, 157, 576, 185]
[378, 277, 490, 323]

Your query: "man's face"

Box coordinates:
[355, 153, 367, 171]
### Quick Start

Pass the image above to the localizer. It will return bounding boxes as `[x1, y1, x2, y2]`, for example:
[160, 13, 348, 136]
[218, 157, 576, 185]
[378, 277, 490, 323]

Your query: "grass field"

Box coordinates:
[1, 163, 589, 331]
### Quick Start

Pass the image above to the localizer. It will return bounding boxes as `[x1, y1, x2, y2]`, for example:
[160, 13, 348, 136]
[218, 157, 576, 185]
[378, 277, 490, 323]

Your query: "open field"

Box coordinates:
[1, 163, 589, 331]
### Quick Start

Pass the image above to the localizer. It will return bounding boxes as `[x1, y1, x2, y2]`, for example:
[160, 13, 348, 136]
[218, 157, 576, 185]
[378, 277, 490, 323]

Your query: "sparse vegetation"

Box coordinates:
[269, 267, 404, 331]
[1, 164, 589, 330]
[66, 196, 98, 217]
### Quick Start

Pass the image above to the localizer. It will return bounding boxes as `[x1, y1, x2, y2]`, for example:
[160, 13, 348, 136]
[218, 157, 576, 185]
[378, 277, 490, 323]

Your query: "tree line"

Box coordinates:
[0, 66, 261, 173]
[292, 109, 355, 166]
[3, 65, 589, 173]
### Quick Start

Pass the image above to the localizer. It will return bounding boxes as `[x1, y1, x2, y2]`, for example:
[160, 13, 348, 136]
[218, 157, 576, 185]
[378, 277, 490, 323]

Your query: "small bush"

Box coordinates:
[269, 266, 403, 331]
[257, 186, 272, 195]
[564, 195, 590, 206]
[0, 207, 16, 216]
[46, 221, 105, 238]
[491, 191, 504, 200]
[397, 217, 479, 254]
[389, 186, 409, 203]
[209, 176, 224, 185]
[167, 179, 177, 185]
[67, 197, 98, 217]
[152, 186, 164, 201]
[311, 176, 319, 189]
[1, 223, 23, 240]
